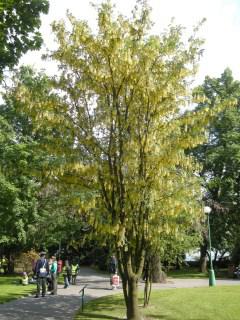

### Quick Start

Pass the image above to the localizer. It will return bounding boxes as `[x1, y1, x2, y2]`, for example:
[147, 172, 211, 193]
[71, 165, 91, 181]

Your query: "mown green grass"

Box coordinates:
[75, 286, 240, 320]
[167, 267, 229, 279]
[0, 275, 35, 304]
[167, 268, 208, 279]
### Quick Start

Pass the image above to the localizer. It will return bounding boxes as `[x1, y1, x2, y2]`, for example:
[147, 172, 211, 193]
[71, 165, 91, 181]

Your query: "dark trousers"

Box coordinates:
[37, 277, 47, 296]
[51, 273, 57, 294]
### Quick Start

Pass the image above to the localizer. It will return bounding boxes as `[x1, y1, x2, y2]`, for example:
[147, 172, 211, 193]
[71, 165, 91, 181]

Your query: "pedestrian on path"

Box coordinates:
[71, 260, 79, 285]
[109, 254, 117, 285]
[34, 251, 49, 298]
[62, 260, 71, 288]
[50, 256, 58, 295]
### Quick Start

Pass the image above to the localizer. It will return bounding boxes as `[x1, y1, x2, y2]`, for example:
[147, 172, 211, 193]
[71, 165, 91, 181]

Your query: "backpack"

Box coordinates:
[39, 259, 48, 277]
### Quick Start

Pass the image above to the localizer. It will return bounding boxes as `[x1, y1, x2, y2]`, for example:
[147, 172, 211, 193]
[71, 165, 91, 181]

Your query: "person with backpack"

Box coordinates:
[34, 252, 49, 298]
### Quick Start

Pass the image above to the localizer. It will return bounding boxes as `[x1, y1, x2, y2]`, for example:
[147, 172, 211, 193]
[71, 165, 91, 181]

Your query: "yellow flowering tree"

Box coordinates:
[14, 1, 235, 319]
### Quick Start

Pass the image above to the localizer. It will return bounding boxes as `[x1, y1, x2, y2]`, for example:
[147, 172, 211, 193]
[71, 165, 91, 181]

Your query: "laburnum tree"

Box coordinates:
[14, 1, 235, 319]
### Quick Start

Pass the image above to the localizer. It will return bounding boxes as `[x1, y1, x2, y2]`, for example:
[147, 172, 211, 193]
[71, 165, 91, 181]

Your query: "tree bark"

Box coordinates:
[126, 276, 141, 320]
[152, 255, 167, 283]
[199, 241, 208, 273]
[118, 250, 145, 320]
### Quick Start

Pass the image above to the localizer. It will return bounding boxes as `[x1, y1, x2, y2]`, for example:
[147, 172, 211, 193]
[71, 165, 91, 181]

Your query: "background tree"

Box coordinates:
[0, 0, 49, 79]
[0, 113, 39, 255]
[0, 67, 60, 264]
[194, 68, 240, 270]
[13, 2, 234, 319]
[0, 0, 49, 262]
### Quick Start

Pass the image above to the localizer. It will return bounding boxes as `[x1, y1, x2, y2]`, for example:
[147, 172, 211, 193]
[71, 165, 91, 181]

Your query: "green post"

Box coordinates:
[206, 207, 216, 287]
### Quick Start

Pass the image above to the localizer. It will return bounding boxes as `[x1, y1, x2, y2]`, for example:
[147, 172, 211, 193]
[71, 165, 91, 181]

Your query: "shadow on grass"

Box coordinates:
[77, 312, 122, 319]
[0, 275, 21, 285]
[146, 315, 206, 320]
[0, 290, 35, 304]
[76, 295, 126, 319]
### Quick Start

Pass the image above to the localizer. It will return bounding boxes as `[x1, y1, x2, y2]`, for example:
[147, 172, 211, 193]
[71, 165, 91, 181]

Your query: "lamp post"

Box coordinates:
[204, 206, 216, 287]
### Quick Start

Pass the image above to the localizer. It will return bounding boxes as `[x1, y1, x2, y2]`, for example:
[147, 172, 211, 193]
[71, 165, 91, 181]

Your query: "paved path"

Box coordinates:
[0, 267, 117, 320]
[0, 267, 239, 320]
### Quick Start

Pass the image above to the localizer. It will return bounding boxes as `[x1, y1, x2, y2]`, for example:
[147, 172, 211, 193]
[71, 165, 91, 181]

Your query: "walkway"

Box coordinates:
[0, 267, 239, 319]
[0, 267, 117, 320]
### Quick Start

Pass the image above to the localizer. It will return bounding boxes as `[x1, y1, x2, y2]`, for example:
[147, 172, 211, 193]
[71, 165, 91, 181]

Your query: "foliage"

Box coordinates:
[17, 249, 39, 271]
[13, 1, 235, 318]
[0, 0, 49, 78]
[1, 66, 93, 260]
[0, 114, 39, 247]
[194, 69, 240, 262]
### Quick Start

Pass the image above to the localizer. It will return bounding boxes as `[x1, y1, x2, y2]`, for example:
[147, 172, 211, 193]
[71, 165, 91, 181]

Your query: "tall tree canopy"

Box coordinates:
[1, 65, 93, 257]
[0, 0, 49, 78]
[0, 67, 59, 254]
[13, 2, 235, 319]
[195, 69, 240, 265]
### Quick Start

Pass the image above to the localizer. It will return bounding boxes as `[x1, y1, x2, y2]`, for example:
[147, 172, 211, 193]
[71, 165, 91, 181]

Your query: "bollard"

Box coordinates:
[79, 285, 87, 312]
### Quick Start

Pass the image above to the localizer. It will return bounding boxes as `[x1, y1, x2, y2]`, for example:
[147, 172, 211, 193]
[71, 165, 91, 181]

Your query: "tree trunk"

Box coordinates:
[143, 259, 152, 307]
[126, 276, 141, 320]
[152, 255, 166, 283]
[8, 255, 15, 274]
[118, 250, 145, 320]
[199, 242, 208, 273]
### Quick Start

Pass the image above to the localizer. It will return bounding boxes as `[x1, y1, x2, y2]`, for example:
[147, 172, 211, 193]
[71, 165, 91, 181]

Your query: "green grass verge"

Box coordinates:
[167, 267, 228, 279]
[167, 268, 208, 278]
[0, 275, 35, 304]
[75, 286, 240, 320]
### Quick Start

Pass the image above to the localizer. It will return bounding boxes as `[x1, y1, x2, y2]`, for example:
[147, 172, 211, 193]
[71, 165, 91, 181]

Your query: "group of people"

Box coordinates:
[20, 252, 118, 296]
[33, 252, 80, 298]
[34, 252, 58, 297]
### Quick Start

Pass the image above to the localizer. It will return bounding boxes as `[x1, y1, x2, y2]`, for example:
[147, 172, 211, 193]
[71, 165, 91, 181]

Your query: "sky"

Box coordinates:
[20, 0, 240, 84]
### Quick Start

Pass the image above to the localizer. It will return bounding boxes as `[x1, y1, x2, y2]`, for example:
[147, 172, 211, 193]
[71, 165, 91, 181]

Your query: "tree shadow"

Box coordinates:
[77, 312, 122, 319]
[76, 295, 126, 319]
[147, 314, 206, 320]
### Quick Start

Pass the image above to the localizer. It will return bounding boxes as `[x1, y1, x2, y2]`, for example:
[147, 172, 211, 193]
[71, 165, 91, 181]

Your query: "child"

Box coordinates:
[22, 272, 29, 285]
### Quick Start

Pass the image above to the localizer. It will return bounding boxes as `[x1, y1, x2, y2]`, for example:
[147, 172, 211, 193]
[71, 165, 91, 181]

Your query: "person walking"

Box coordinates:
[109, 255, 117, 274]
[62, 260, 71, 288]
[34, 252, 49, 298]
[71, 261, 79, 285]
[50, 256, 58, 295]
[109, 255, 117, 285]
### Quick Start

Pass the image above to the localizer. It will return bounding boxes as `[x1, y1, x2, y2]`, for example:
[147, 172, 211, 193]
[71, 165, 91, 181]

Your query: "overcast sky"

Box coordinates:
[20, 0, 240, 84]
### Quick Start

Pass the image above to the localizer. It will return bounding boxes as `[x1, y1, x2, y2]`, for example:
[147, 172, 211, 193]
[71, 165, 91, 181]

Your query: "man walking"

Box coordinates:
[34, 252, 49, 298]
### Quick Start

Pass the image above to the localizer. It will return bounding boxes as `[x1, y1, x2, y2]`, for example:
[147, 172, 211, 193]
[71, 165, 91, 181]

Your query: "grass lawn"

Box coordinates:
[0, 275, 35, 304]
[168, 267, 229, 279]
[75, 286, 240, 320]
